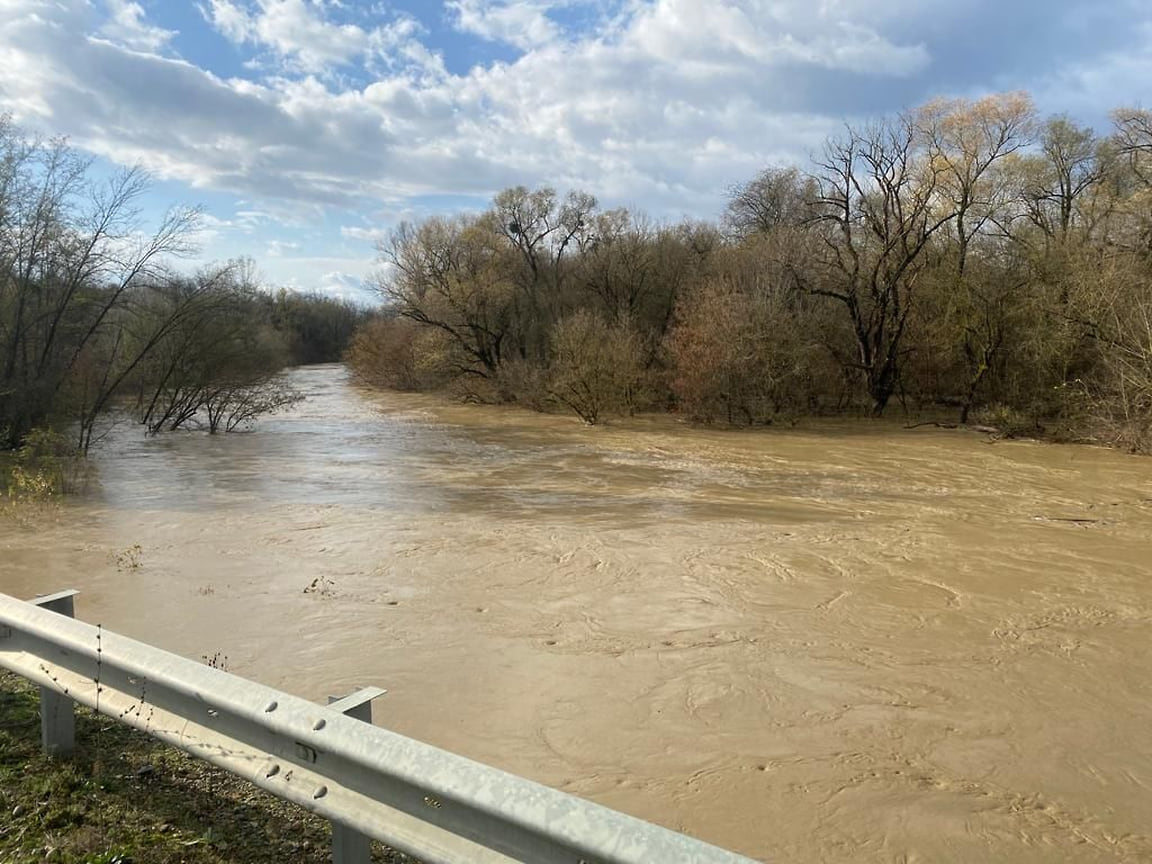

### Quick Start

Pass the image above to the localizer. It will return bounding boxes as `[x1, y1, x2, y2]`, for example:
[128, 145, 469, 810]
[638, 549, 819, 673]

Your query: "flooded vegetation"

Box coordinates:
[350, 100, 1152, 454]
[2, 364, 1150, 862]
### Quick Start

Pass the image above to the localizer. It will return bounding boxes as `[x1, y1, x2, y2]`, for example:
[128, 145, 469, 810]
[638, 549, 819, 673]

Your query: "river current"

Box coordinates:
[2, 364, 1150, 862]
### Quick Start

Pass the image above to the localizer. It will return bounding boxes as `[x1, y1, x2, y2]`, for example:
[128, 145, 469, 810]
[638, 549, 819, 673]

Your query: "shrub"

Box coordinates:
[546, 312, 648, 424]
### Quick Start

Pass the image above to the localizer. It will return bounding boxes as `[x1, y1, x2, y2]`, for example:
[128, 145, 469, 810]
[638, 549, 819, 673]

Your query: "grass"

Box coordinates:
[0, 671, 415, 864]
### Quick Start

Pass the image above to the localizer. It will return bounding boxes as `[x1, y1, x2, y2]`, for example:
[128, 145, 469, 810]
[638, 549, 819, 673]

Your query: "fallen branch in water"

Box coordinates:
[904, 421, 1001, 435]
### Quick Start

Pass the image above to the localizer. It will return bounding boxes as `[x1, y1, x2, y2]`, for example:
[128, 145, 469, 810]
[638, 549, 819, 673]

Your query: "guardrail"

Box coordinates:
[0, 591, 759, 864]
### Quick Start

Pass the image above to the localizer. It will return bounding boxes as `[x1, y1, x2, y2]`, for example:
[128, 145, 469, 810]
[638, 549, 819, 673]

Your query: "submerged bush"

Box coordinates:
[545, 312, 649, 424]
[3, 428, 90, 496]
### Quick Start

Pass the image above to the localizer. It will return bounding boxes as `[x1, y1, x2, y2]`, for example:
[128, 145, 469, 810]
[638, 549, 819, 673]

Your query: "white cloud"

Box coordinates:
[340, 224, 390, 244]
[448, 0, 561, 51]
[201, 0, 428, 76]
[2, 0, 1150, 248]
[260, 254, 374, 300]
[191, 212, 234, 247]
[99, 0, 177, 52]
[607, 0, 930, 78]
[266, 238, 300, 255]
[317, 269, 372, 302]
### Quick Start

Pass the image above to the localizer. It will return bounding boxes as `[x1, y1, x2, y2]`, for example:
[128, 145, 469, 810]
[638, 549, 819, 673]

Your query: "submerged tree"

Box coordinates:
[130, 264, 300, 436]
[0, 116, 200, 449]
[0, 116, 317, 452]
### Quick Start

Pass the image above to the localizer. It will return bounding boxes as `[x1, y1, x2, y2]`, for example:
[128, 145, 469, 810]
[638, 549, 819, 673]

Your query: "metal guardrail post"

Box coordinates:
[31, 590, 80, 757]
[327, 687, 387, 864]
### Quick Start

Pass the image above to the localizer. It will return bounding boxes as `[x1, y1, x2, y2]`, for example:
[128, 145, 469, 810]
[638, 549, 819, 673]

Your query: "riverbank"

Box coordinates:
[0, 672, 411, 864]
[347, 364, 1143, 455]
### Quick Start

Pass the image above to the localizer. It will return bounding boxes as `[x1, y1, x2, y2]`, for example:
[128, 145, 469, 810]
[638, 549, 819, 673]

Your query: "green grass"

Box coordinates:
[0, 672, 413, 864]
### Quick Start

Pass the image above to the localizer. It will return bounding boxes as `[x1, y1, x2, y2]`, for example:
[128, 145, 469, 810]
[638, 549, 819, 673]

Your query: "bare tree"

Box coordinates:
[1113, 108, 1152, 185]
[917, 93, 1036, 422]
[204, 378, 302, 433]
[799, 113, 953, 414]
[669, 241, 822, 424]
[131, 266, 294, 439]
[919, 92, 1035, 274]
[547, 311, 646, 424]
[376, 216, 514, 380]
[1111, 108, 1152, 252]
[0, 115, 200, 449]
[486, 186, 598, 359]
[723, 166, 817, 240]
[1021, 116, 1111, 242]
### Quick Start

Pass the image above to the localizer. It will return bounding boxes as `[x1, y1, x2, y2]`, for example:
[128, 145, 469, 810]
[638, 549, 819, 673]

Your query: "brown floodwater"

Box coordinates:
[2, 364, 1151, 862]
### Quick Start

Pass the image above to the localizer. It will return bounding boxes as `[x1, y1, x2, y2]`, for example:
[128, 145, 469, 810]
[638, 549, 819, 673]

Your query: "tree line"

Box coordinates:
[348, 93, 1152, 450]
[0, 115, 365, 456]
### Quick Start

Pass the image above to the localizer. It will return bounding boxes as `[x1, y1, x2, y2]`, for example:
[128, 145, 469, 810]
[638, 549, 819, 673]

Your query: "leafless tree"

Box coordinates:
[799, 113, 953, 414]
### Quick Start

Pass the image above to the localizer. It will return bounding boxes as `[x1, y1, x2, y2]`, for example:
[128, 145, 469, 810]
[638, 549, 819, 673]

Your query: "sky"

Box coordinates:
[1, 0, 1149, 300]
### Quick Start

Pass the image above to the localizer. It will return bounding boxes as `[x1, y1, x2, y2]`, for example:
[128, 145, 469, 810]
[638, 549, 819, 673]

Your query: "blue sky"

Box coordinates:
[1, 0, 1150, 300]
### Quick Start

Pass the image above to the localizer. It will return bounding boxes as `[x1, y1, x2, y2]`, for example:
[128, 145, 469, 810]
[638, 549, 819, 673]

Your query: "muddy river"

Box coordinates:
[2, 364, 1151, 862]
